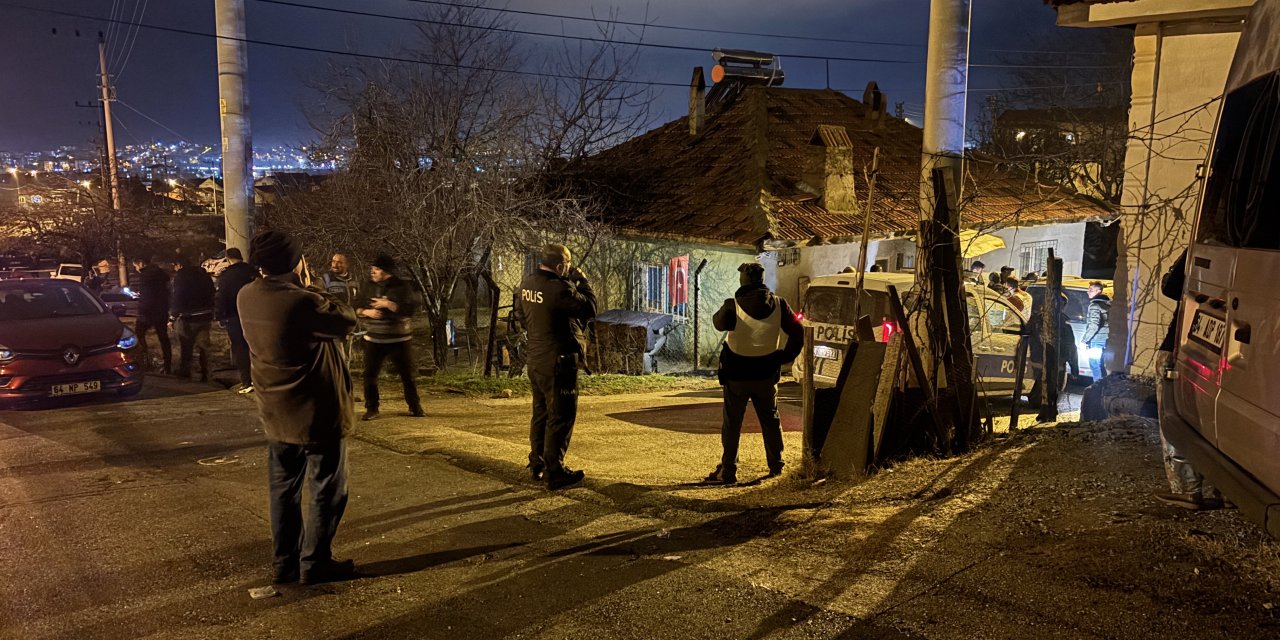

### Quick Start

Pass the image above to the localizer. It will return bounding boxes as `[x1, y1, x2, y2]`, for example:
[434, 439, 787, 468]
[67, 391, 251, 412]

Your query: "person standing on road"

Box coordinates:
[215, 248, 259, 393]
[322, 253, 360, 361]
[132, 255, 173, 374]
[513, 243, 596, 490]
[968, 261, 986, 285]
[1154, 250, 1224, 510]
[170, 256, 216, 382]
[706, 262, 803, 485]
[1082, 281, 1110, 382]
[238, 230, 358, 585]
[356, 254, 423, 421]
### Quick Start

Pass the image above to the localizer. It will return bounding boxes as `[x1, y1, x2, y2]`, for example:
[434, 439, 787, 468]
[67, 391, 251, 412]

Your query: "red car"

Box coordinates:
[0, 279, 144, 405]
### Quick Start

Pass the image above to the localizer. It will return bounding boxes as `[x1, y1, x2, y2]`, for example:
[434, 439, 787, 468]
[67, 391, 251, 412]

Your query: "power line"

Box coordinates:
[400, 0, 1121, 57]
[255, 0, 1130, 70]
[252, 0, 924, 65]
[113, 0, 149, 82]
[4, 2, 693, 88]
[116, 99, 198, 144]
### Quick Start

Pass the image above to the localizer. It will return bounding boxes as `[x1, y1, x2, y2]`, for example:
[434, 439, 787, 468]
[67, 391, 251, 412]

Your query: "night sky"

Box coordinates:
[1, 0, 1098, 151]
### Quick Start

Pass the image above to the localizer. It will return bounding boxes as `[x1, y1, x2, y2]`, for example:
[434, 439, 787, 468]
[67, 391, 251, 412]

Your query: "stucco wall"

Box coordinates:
[495, 236, 756, 371]
[1111, 21, 1241, 375]
[969, 223, 1088, 279]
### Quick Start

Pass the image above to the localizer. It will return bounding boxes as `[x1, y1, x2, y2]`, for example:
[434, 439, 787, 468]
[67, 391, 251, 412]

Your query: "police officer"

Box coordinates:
[706, 262, 803, 485]
[514, 243, 596, 490]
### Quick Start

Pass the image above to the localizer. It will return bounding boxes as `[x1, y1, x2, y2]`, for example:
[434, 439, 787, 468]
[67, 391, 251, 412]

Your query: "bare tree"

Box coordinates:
[275, 1, 652, 369]
[0, 177, 160, 268]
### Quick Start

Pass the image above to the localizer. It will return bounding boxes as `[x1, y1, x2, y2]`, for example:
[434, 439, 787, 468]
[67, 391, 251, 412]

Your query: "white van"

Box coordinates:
[1162, 0, 1280, 537]
[796, 271, 1056, 396]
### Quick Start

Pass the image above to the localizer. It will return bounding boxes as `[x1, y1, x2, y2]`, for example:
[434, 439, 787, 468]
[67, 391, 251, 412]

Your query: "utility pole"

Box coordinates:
[98, 36, 129, 287]
[215, 0, 254, 255]
[914, 0, 976, 451]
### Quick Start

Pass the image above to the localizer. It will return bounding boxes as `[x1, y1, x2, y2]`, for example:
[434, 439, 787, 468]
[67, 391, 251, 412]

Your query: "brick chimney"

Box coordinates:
[689, 67, 706, 136]
[804, 125, 858, 213]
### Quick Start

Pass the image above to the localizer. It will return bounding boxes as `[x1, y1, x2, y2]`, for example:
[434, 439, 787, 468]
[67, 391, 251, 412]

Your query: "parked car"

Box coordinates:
[98, 288, 140, 317]
[1160, 0, 1280, 538]
[1026, 276, 1114, 381]
[0, 279, 144, 406]
[794, 271, 1063, 397]
[52, 263, 84, 282]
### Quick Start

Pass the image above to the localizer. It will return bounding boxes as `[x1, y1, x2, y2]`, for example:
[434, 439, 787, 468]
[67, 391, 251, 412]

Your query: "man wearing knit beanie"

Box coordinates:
[356, 253, 424, 421]
[237, 230, 359, 585]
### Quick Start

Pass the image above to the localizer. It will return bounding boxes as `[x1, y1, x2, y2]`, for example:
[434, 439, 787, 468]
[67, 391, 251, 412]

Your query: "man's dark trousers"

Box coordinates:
[267, 439, 348, 576]
[135, 312, 172, 372]
[174, 315, 212, 379]
[528, 355, 578, 473]
[720, 379, 784, 473]
[225, 317, 251, 386]
[362, 340, 421, 412]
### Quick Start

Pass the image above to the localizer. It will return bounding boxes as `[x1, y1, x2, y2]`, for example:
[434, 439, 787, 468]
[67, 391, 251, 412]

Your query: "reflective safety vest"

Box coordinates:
[725, 302, 782, 357]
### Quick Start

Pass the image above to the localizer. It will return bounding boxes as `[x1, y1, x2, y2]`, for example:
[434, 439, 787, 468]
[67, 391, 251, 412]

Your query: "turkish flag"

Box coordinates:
[669, 255, 689, 308]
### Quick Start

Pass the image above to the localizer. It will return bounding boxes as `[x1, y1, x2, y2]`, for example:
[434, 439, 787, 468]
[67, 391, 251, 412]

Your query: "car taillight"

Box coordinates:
[794, 312, 804, 322]
[881, 319, 898, 342]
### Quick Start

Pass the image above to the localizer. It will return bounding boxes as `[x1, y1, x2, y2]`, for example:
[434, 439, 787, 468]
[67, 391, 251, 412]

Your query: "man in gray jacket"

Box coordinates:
[238, 230, 358, 585]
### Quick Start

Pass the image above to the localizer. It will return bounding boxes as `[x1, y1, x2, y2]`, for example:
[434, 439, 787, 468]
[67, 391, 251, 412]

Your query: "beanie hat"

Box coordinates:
[249, 230, 302, 276]
[372, 253, 396, 273]
[738, 262, 765, 286]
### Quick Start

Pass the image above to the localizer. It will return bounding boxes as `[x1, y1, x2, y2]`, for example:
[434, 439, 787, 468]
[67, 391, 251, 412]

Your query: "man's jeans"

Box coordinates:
[267, 440, 349, 575]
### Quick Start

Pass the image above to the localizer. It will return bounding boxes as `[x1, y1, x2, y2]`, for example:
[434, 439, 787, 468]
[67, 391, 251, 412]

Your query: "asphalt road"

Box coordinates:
[0, 377, 910, 640]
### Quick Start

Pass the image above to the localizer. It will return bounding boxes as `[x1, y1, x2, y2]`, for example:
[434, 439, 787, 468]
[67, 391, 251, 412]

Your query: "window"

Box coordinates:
[1019, 240, 1059, 276]
[895, 252, 915, 271]
[803, 286, 890, 325]
[1197, 71, 1280, 251]
[635, 264, 667, 313]
[778, 248, 800, 267]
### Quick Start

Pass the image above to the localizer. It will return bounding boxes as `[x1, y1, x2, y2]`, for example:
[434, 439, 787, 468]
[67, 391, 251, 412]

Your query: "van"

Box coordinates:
[795, 271, 1062, 396]
[1161, 0, 1280, 537]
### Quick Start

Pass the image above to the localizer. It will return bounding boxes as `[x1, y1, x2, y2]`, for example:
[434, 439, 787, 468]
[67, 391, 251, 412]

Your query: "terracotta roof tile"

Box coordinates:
[579, 86, 1114, 249]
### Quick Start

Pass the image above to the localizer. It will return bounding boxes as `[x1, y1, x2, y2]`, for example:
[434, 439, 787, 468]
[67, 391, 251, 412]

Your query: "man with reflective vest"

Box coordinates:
[706, 262, 804, 484]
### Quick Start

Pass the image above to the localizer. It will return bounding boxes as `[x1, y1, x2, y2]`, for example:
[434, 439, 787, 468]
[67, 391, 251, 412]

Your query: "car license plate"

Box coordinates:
[813, 345, 838, 360]
[1188, 311, 1227, 351]
[50, 380, 101, 397]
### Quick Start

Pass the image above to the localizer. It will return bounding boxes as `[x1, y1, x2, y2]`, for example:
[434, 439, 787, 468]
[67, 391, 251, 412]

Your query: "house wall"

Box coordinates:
[494, 236, 756, 371]
[1111, 21, 1241, 375]
[968, 222, 1089, 279]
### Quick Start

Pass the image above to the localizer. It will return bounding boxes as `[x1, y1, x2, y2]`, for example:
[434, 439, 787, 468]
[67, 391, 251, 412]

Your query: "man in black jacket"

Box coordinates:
[170, 256, 217, 382]
[238, 230, 358, 585]
[1082, 281, 1111, 381]
[513, 243, 596, 490]
[215, 248, 259, 392]
[707, 263, 803, 485]
[132, 255, 173, 374]
[356, 254, 422, 421]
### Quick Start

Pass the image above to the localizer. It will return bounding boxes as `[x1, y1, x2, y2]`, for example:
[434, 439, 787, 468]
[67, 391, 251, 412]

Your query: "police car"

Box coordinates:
[795, 271, 1052, 396]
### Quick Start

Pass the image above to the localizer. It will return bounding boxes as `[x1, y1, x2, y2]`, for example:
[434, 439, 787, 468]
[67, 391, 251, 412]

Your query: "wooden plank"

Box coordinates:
[1008, 334, 1030, 431]
[871, 333, 903, 461]
[822, 341, 887, 479]
[930, 169, 980, 451]
[802, 325, 817, 459]
[1037, 252, 1064, 422]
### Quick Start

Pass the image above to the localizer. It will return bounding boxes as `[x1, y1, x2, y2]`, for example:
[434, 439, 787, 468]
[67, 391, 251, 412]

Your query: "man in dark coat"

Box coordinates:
[1082, 281, 1111, 381]
[356, 254, 422, 421]
[708, 263, 804, 484]
[132, 255, 173, 374]
[237, 230, 358, 585]
[170, 256, 217, 381]
[321, 252, 359, 362]
[513, 243, 597, 490]
[215, 247, 259, 392]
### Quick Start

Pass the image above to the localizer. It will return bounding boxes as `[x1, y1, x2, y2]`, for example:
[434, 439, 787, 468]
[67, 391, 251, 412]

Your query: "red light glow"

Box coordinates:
[881, 319, 898, 343]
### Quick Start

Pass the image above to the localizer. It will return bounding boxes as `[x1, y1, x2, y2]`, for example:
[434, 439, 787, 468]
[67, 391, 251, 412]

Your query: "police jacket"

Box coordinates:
[170, 266, 216, 319]
[136, 264, 171, 318]
[321, 270, 358, 306]
[237, 274, 356, 445]
[357, 275, 417, 343]
[215, 261, 258, 321]
[1083, 294, 1111, 348]
[713, 284, 804, 383]
[514, 268, 597, 374]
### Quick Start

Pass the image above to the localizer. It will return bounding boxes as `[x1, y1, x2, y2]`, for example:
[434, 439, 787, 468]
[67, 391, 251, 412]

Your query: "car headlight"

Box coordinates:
[0, 345, 12, 363]
[121, 287, 139, 299]
[117, 328, 139, 350]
